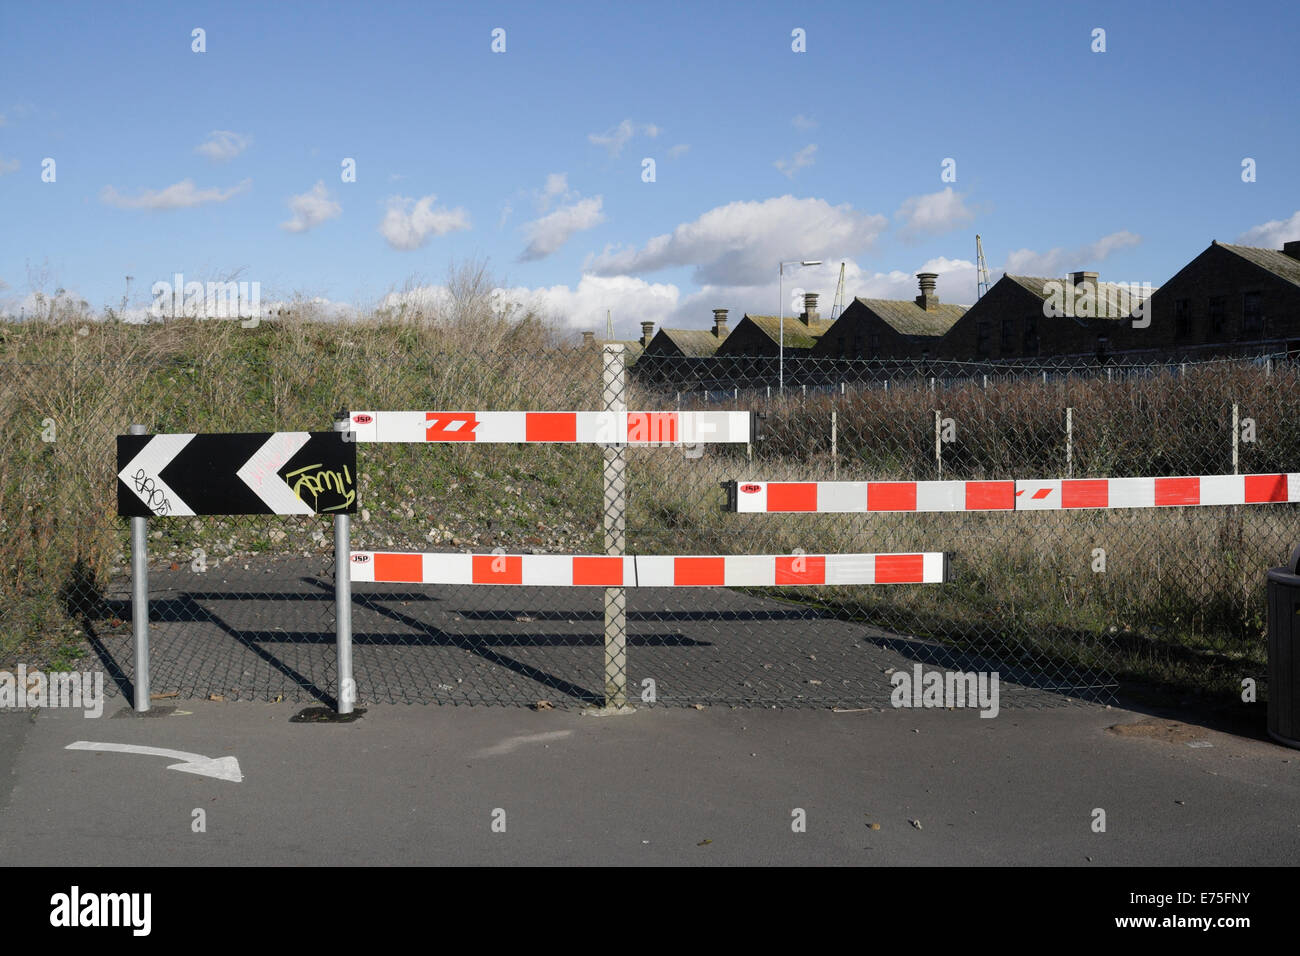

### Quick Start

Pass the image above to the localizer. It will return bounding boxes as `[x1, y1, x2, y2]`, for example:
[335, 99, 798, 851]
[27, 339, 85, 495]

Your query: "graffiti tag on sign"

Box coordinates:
[286, 463, 355, 512]
[131, 469, 172, 516]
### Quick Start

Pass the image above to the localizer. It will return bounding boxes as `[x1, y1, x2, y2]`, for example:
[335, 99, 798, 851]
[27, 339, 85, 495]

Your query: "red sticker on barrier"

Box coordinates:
[767, 483, 817, 512]
[425, 413, 478, 441]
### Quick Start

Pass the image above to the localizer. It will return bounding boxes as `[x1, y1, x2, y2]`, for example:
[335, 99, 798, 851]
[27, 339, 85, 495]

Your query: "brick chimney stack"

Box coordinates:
[800, 293, 820, 324]
[712, 309, 729, 337]
[640, 321, 655, 347]
[915, 273, 940, 311]
[1070, 271, 1099, 290]
[582, 330, 595, 346]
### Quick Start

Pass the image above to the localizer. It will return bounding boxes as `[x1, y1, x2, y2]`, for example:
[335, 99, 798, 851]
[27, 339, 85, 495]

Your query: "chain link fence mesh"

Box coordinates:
[4, 325, 1297, 711]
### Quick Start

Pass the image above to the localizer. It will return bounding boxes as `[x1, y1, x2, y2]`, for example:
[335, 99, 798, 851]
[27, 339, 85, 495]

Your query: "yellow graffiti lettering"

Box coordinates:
[285, 463, 355, 512]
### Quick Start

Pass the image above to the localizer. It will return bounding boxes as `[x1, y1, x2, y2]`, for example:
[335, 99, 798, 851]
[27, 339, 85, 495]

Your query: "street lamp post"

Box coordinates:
[779, 259, 822, 393]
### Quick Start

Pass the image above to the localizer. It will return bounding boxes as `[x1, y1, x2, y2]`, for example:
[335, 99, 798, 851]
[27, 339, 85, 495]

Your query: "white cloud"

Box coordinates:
[496, 273, 680, 334]
[537, 172, 573, 212]
[195, 130, 251, 162]
[668, 255, 978, 323]
[586, 195, 888, 287]
[371, 273, 680, 338]
[850, 256, 978, 307]
[379, 194, 471, 250]
[520, 196, 605, 261]
[100, 178, 252, 210]
[667, 144, 690, 160]
[775, 144, 817, 178]
[280, 180, 341, 233]
[1003, 230, 1142, 276]
[1237, 211, 1300, 249]
[588, 119, 660, 156]
[792, 114, 818, 130]
[895, 187, 974, 239]
[0, 154, 18, 175]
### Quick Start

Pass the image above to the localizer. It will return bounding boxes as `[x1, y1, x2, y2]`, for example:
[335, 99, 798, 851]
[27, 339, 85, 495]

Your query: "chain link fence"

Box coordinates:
[3, 322, 1296, 711]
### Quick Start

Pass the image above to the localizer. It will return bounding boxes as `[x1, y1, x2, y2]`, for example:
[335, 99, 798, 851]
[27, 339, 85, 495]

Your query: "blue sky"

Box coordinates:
[1, 0, 1297, 336]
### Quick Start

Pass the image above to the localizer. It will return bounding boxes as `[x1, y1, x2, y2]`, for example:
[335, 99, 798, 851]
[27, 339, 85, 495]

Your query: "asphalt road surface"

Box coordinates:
[89, 556, 1109, 708]
[1, 699, 1296, 865]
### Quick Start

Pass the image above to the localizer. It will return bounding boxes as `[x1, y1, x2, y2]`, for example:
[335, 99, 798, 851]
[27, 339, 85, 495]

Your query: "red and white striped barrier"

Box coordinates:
[347, 410, 753, 444]
[350, 551, 950, 586]
[728, 473, 1300, 513]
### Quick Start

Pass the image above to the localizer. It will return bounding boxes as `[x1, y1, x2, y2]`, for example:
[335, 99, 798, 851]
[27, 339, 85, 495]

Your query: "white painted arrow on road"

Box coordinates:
[117, 434, 197, 516]
[66, 741, 244, 782]
[236, 432, 315, 515]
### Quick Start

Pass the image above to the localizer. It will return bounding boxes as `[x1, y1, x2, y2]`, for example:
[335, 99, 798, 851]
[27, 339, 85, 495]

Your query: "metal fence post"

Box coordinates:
[334, 412, 354, 714]
[1066, 407, 1074, 478]
[128, 423, 151, 713]
[602, 345, 628, 708]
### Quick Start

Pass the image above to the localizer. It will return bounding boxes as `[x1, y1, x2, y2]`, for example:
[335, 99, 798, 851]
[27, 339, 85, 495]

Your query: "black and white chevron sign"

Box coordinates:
[116, 432, 357, 517]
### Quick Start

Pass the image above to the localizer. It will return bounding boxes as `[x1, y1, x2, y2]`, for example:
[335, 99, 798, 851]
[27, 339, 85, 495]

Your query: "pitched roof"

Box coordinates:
[1215, 242, 1300, 287]
[653, 328, 727, 357]
[1002, 274, 1156, 325]
[742, 314, 834, 348]
[851, 296, 966, 336]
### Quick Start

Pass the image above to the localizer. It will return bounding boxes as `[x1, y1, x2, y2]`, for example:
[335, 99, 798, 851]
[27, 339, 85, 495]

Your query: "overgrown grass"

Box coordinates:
[1, 309, 1294, 704]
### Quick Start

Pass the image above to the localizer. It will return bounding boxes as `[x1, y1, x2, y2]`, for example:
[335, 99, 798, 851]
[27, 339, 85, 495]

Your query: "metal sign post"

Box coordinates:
[334, 413, 354, 715]
[128, 424, 151, 713]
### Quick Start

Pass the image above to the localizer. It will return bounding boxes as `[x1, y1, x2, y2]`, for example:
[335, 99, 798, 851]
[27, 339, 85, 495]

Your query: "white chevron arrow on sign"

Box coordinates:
[117, 433, 198, 516]
[236, 432, 315, 515]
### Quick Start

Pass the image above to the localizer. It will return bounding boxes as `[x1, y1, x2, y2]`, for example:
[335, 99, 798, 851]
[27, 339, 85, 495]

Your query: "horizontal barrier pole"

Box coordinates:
[350, 551, 950, 586]
[346, 410, 754, 444]
[726, 473, 1300, 514]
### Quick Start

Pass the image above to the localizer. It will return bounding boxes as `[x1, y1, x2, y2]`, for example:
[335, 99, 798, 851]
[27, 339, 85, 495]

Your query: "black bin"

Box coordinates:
[1267, 544, 1300, 748]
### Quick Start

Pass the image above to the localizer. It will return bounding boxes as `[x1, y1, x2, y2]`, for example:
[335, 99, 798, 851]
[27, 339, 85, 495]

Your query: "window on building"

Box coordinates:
[976, 321, 990, 358]
[1023, 315, 1039, 355]
[1243, 291, 1263, 337]
[1000, 318, 1015, 353]
[867, 331, 880, 359]
[1174, 299, 1190, 340]
[1209, 296, 1226, 336]
[1096, 335, 1109, 360]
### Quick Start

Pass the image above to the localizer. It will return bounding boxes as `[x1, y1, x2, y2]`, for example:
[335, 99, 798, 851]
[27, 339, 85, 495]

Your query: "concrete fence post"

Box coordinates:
[1232, 403, 1240, 475]
[934, 410, 943, 478]
[1066, 407, 1074, 478]
[831, 410, 838, 479]
[602, 345, 629, 709]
